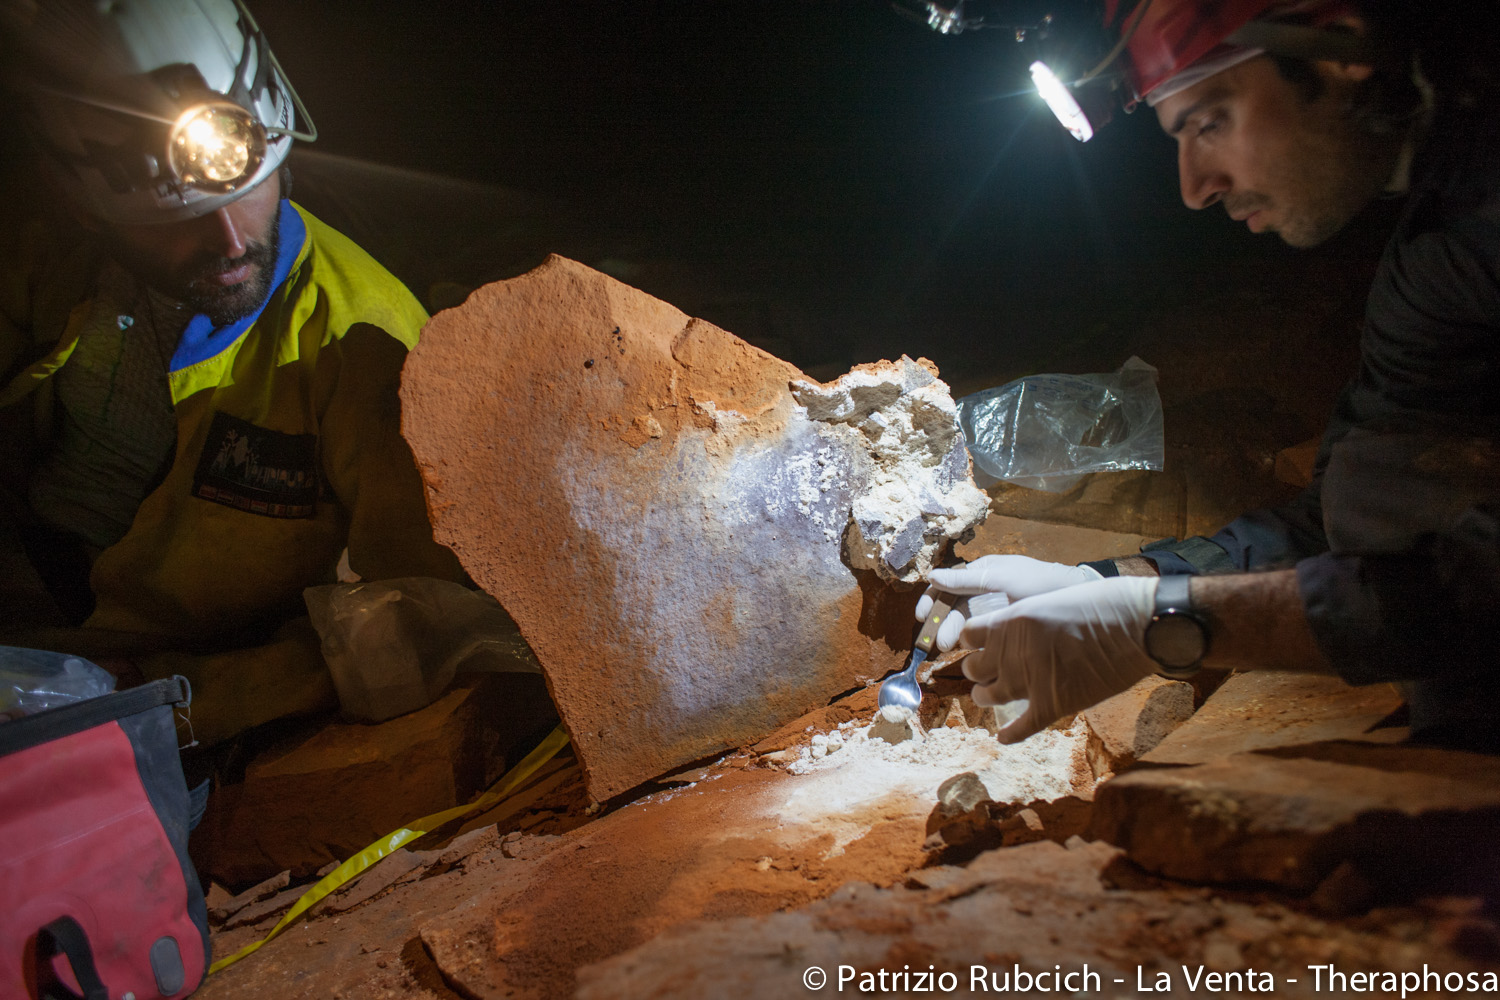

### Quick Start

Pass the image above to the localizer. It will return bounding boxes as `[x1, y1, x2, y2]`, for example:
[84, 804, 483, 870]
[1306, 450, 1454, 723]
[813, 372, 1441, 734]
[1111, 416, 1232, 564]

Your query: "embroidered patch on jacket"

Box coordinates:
[192, 411, 319, 518]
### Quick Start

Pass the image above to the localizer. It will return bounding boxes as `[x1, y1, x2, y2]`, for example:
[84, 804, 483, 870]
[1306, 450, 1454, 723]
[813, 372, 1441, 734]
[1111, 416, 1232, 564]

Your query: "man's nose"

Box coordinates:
[203, 207, 248, 259]
[1178, 147, 1228, 211]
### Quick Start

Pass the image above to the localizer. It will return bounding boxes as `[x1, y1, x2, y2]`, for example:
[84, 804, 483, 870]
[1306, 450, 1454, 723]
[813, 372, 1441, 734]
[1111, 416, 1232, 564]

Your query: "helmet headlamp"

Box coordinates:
[167, 100, 267, 193]
[7, 0, 318, 223]
[903, 0, 1393, 146]
[1029, 61, 1094, 142]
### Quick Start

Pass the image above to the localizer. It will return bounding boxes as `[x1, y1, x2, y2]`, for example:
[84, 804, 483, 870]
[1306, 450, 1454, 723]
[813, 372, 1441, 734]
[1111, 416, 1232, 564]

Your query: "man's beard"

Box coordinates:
[179, 207, 282, 325]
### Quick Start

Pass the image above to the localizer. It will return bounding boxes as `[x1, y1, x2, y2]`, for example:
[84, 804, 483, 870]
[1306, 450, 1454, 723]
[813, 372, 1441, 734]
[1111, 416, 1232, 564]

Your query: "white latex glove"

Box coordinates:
[959, 576, 1158, 744]
[916, 555, 1105, 652]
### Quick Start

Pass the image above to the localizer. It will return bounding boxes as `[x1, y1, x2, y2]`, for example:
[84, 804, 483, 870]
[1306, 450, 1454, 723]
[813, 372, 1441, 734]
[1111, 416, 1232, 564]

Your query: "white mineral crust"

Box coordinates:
[790, 356, 990, 584]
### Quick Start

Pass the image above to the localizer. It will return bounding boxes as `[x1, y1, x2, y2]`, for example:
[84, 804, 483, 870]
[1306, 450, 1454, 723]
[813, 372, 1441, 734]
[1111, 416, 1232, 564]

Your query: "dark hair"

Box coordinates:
[1271, 1, 1500, 134]
[1270, 52, 1422, 138]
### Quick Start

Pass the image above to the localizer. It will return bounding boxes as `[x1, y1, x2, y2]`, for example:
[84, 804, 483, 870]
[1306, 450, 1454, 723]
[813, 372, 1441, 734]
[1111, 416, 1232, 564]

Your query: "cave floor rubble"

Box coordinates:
[196, 579, 1500, 999]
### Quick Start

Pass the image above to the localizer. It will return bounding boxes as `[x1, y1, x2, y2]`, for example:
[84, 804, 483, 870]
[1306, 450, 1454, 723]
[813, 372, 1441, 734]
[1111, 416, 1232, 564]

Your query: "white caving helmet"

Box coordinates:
[0, 0, 316, 224]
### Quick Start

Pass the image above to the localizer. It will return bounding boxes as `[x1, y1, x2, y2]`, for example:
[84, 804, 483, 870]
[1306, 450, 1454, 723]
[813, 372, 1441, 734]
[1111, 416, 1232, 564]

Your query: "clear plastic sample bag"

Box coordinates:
[956, 356, 1164, 493]
[305, 577, 541, 724]
[0, 647, 116, 720]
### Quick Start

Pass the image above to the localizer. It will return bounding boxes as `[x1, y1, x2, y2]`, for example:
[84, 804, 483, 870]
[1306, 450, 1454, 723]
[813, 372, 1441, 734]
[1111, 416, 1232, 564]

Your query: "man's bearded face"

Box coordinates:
[102, 172, 283, 325]
[1155, 56, 1400, 248]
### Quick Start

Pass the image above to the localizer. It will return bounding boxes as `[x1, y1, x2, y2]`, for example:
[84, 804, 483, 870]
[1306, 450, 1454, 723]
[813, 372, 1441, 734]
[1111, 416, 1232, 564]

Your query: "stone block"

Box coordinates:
[192, 673, 554, 887]
[1275, 436, 1321, 487]
[1092, 742, 1500, 894]
[996, 794, 1094, 846]
[322, 848, 427, 914]
[207, 869, 288, 925]
[401, 256, 987, 800]
[221, 882, 306, 931]
[1082, 675, 1195, 778]
[1142, 671, 1405, 765]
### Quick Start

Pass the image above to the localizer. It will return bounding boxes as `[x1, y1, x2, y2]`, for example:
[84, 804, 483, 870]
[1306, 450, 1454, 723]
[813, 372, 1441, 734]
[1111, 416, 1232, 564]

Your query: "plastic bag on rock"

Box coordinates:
[0, 646, 116, 720]
[304, 577, 541, 724]
[956, 356, 1164, 493]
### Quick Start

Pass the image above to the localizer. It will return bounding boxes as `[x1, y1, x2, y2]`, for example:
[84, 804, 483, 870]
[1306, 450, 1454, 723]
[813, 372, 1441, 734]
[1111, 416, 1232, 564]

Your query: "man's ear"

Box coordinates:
[1318, 14, 1375, 82]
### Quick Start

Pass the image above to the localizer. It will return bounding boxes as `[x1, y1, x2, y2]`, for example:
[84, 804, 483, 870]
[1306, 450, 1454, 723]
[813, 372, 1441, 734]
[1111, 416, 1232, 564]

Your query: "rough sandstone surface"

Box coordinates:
[400, 256, 987, 800]
[574, 840, 1499, 1000]
[1081, 674, 1196, 779]
[1093, 742, 1500, 893]
[190, 675, 550, 886]
[1142, 670, 1405, 765]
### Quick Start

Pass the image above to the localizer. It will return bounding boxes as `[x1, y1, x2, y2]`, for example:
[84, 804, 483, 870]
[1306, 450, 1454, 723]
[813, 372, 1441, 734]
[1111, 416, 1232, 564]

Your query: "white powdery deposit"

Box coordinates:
[763, 714, 1087, 856]
[790, 356, 990, 584]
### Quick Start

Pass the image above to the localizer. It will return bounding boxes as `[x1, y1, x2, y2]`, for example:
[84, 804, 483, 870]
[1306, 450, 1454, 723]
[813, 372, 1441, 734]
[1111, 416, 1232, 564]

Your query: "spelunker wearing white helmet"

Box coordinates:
[921, 0, 1500, 752]
[0, 0, 465, 745]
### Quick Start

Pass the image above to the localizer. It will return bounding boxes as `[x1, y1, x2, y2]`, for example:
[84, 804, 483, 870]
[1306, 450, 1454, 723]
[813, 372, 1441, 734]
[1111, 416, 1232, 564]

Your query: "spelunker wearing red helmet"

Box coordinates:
[920, 0, 1500, 752]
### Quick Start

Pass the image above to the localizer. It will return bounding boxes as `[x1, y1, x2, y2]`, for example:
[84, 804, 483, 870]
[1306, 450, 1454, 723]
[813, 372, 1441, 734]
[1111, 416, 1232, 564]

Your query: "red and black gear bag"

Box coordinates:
[0, 676, 211, 999]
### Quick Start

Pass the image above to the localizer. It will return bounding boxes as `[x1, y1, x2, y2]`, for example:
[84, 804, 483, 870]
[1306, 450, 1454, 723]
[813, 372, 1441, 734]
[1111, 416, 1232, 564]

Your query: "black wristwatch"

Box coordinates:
[1143, 574, 1210, 679]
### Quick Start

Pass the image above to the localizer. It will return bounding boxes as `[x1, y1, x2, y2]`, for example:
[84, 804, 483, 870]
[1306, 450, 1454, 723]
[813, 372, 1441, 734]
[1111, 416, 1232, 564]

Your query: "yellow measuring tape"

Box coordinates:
[209, 724, 571, 974]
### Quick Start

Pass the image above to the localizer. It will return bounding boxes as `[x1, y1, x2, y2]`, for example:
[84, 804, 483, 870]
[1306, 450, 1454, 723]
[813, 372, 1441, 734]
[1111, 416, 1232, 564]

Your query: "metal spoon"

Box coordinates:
[878, 591, 956, 712]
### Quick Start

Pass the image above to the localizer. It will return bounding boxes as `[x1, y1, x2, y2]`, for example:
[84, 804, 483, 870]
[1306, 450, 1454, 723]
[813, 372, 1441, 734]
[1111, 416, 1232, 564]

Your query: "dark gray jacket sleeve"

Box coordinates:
[1114, 119, 1500, 694]
[1298, 506, 1500, 685]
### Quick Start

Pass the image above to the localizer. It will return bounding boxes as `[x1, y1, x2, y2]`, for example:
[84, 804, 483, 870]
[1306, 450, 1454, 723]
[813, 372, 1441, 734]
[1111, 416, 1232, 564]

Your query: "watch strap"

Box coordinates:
[1148, 574, 1208, 679]
[1154, 572, 1192, 615]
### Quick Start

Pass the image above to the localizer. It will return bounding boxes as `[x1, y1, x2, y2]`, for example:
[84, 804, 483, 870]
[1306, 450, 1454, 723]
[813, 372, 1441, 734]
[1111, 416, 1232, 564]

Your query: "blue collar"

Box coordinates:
[168, 199, 306, 373]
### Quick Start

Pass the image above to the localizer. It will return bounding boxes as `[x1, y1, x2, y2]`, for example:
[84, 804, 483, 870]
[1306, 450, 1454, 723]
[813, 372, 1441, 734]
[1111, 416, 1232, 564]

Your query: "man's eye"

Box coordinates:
[1196, 115, 1224, 137]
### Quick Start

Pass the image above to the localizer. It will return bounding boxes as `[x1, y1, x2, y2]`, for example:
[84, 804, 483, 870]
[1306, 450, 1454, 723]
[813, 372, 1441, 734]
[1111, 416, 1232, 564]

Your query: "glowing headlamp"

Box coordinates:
[167, 100, 266, 193]
[1029, 61, 1094, 142]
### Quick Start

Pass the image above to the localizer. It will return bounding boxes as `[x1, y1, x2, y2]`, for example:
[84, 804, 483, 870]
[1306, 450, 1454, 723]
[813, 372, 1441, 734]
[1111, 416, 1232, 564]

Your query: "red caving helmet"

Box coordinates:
[1105, 0, 1361, 108]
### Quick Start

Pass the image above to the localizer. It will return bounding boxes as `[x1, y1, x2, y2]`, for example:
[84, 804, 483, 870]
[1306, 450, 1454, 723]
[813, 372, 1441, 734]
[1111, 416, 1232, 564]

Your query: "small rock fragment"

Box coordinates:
[994, 796, 1093, 847]
[869, 704, 922, 745]
[1307, 861, 1378, 917]
[1001, 808, 1046, 844]
[1081, 676, 1194, 779]
[222, 882, 306, 930]
[209, 869, 291, 924]
[437, 825, 501, 868]
[935, 772, 991, 818]
[923, 773, 1000, 859]
[495, 832, 563, 862]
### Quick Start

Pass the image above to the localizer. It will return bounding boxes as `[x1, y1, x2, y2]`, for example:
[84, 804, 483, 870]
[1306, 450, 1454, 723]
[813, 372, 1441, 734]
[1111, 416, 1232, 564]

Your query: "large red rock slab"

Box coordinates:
[401, 256, 979, 800]
[1093, 742, 1500, 894]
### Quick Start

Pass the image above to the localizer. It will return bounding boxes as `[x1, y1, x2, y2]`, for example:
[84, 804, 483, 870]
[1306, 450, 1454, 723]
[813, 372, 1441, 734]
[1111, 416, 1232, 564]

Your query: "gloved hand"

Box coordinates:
[915, 555, 1105, 652]
[958, 576, 1158, 744]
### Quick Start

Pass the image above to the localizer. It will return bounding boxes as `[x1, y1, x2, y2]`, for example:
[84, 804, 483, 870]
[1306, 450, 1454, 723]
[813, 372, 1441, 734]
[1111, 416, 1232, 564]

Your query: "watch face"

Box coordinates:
[1145, 611, 1206, 670]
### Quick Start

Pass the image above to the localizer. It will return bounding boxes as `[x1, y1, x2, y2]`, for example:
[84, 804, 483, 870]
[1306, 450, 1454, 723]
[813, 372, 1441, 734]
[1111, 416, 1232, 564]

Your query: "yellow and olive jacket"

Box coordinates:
[0, 201, 462, 687]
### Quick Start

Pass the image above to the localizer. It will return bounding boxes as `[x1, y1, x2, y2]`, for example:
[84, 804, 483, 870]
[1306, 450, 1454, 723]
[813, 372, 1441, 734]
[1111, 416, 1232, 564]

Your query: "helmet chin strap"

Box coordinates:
[228, 0, 317, 143]
[1382, 58, 1436, 197]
